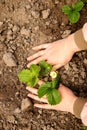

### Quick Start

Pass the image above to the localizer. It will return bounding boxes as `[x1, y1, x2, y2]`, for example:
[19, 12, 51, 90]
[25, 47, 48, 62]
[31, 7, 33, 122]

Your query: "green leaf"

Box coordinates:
[18, 69, 31, 83]
[38, 82, 51, 98]
[46, 89, 61, 105]
[27, 75, 39, 86]
[68, 11, 80, 23]
[62, 5, 72, 14]
[39, 60, 52, 76]
[51, 76, 60, 89]
[18, 64, 40, 87]
[72, 1, 84, 11]
[30, 64, 40, 76]
[82, 0, 87, 3]
[82, 125, 87, 130]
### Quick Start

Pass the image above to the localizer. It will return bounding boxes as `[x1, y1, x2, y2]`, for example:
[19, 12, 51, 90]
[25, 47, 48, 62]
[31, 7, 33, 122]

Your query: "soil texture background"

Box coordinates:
[0, 0, 87, 130]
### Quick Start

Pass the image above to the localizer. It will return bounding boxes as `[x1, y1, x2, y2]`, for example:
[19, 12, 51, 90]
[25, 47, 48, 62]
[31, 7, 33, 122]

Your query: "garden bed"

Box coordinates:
[0, 0, 87, 130]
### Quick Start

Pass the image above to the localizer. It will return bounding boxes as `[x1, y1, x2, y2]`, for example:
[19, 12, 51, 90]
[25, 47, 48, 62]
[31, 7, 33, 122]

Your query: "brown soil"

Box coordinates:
[0, 0, 87, 130]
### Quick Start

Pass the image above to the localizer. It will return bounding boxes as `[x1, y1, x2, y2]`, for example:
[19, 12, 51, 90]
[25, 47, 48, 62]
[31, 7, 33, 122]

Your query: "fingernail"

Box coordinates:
[26, 87, 29, 90]
[28, 94, 31, 97]
[27, 64, 30, 68]
[27, 58, 30, 61]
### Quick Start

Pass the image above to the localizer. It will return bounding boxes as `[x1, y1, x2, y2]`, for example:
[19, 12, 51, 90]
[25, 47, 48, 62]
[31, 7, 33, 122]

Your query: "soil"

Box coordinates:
[0, 0, 87, 130]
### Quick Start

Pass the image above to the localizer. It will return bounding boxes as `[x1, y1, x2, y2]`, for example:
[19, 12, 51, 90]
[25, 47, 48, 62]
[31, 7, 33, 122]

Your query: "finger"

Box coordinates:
[27, 50, 45, 61]
[26, 87, 37, 95]
[34, 104, 54, 110]
[32, 44, 50, 51]
[28, 93, 47, 103]
[27, 56, 46, 68]
[38, 80, 44, 85]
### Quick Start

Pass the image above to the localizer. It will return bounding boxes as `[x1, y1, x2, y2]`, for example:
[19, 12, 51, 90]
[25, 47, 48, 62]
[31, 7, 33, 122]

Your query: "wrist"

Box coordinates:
[73, 97, 87, 119]
[67, 33, 81, 53]
[69, 95, 78, 115]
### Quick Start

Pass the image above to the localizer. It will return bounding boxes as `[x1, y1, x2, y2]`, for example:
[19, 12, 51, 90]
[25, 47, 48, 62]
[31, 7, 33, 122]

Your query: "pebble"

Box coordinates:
[61, 30, 71, 38]
[20, 27, 31, 37]
[0, 21, 3, 27]
[3, 52, 17, 67]
[21, 98, 32, 111]
[12, 25, 19, 32]
[42, 9, 50, 19]
[31, 10, 40, 18]
[7, 115, 15, 124]
[7, 30, 13, 40]
[83, 59, 87, 64]
[25, 5, 31, 9]
[14, 107, 21, 114]
[64, 63, 69, 71]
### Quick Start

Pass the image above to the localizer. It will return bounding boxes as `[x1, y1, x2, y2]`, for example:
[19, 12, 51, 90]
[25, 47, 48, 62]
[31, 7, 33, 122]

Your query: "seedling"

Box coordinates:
[18, 60, 61, 105]
[83, 126, 87, 130]
[62, 1, 84, 23]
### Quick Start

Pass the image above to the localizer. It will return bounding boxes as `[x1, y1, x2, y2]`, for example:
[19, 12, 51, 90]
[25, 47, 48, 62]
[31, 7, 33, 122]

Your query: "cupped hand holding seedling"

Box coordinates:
[18, 60, 61, 105]
[26, 82, 77, 114]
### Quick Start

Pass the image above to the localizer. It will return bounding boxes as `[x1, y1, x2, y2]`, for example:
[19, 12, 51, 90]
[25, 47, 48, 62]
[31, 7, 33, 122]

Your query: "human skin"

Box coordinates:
[26, 81, 78, 115]
[27, 33, 80, 69]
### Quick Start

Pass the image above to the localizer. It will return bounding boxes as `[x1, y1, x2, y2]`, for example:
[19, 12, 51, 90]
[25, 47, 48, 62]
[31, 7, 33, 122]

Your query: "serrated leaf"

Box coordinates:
[72, 1, 84, 11]
[46, 89, 61, 105]
[18, 69, 31, 83]
[18, 64, 40, 87]
[51, 76, 60, 89]
[39, 60, 52, 76]
[62, 5, 72, 14]
[68, 11, 80, 23]
[38, 82, 51, 98]
[30, 64, 40, 76]
[27, 76, 39, 86]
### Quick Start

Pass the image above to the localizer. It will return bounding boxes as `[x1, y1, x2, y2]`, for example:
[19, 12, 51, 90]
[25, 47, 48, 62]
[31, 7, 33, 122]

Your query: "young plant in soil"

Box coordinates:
[82, 125, 87, 130]
[62, 1, 84, 23]
[18, 60, 61, 105]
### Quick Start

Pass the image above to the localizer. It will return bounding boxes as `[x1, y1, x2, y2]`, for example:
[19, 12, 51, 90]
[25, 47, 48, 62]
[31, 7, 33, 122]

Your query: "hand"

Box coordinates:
[27, 34, 80, 69]
[26, 81, 78, 114]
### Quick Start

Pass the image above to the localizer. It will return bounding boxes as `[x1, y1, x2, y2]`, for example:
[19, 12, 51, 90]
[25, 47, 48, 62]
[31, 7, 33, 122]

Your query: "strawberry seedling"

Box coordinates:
[18, 60, 61, 105]
[62, 1, 84, 23]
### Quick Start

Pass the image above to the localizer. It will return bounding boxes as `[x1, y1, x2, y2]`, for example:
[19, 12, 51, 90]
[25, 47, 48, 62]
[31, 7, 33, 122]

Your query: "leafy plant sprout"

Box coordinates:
[18, 60, 61, 105]
[62, 1, 84, 23]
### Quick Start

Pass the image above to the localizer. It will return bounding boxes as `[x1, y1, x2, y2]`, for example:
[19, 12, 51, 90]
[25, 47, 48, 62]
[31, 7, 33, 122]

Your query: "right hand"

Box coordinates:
[27, 33, 80, 69]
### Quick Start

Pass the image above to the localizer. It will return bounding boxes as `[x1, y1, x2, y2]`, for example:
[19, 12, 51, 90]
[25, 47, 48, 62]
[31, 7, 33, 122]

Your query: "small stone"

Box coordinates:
[25, 5, 31, 9]
[42, 9, 50, 19]
[14, 107, 21, 114]
[21, 98, 32, 111]
[46, 21, 50, 26]
[31, 10, 40, 18]
[7, 30, 12, 35]
[20, 27, 31, 37]
[12, 25, 19, 32]
[7, 115, 15, 124]
[83, 59, 87, 64]
[7, 30, 13, 40]
[3, 52, 17, 67]
[64, 63, 69, 71]
[0, 22, 3, 27]
[61, 30, 71, 38]
[34, 26, 39, 31]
